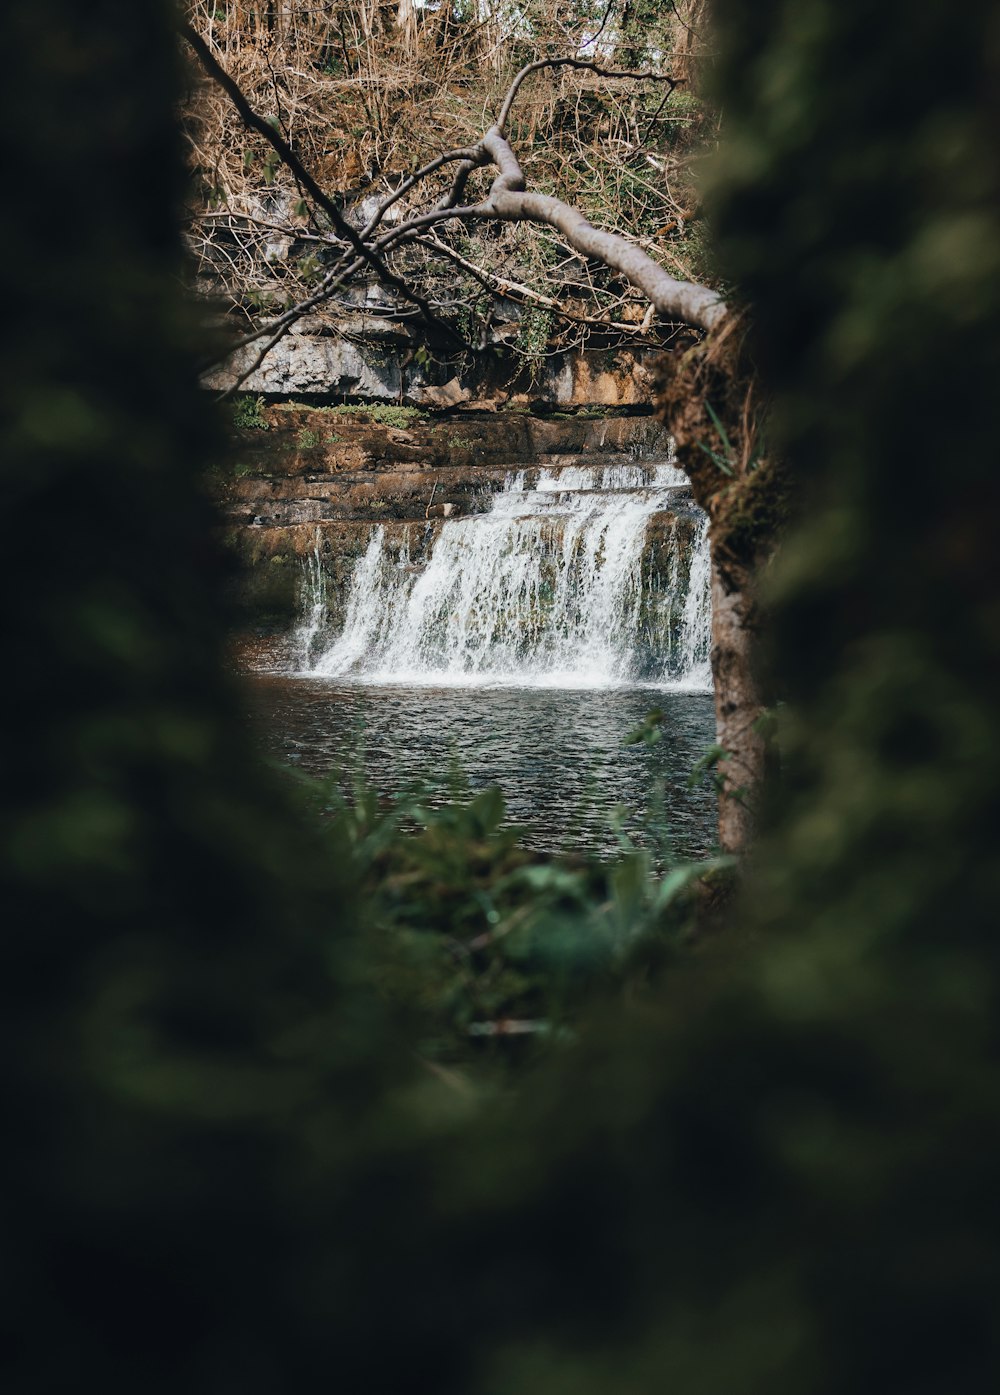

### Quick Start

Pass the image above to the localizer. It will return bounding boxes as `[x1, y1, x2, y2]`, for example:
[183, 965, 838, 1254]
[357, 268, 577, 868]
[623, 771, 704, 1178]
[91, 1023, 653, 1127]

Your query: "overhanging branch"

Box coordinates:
[186, 28, 729, 385]
[480, 129, 727, 333]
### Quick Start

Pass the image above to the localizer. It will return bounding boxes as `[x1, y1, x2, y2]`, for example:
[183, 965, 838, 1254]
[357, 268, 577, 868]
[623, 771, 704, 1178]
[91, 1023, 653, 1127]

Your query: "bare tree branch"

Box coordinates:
[578, 1, 617, 53]
[184, 13, 729, 386]
[478, 128, 726, 331]
[495, 56, 678, 135]
[181, 21, 467, 347]
[416, 234, 658, 340]
[358, 146, 487, 238]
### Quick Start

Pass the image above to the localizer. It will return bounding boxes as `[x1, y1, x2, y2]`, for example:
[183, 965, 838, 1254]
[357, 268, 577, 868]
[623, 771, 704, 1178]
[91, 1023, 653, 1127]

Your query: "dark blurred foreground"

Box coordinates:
[2, 2, 999, 1392]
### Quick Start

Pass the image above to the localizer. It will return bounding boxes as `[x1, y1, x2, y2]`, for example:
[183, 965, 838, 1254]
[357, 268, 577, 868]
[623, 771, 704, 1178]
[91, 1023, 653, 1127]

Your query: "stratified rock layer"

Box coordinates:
[215, 405, 700, 645]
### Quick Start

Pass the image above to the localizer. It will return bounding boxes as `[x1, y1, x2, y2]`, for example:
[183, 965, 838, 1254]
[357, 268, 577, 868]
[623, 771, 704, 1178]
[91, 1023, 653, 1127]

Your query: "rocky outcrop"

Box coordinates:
[203, 326, 658, 410]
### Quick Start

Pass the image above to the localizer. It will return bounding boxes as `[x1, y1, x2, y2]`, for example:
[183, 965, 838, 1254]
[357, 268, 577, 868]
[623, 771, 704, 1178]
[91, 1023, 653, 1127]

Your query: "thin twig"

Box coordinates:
[182, 21, 466, 346]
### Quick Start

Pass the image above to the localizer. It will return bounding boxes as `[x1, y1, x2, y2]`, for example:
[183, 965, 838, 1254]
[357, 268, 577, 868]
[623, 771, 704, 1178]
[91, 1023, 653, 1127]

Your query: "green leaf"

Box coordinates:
[688, 743, 730, 789]
[611, 851, 652, 923]
[702, 399, 736, 475]
[506, 865, 588, 900]
[650, 857, 732, 914]
[625, 708, 665, 746]
[695, 439, 734, 477]
[469, 784, 504, 836]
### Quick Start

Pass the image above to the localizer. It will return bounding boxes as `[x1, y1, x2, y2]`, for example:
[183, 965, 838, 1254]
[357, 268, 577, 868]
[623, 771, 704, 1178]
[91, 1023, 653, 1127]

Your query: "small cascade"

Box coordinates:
[292, 536, 328, 668]
[303, 452, 713, 689]
[673, 510, 713, 689]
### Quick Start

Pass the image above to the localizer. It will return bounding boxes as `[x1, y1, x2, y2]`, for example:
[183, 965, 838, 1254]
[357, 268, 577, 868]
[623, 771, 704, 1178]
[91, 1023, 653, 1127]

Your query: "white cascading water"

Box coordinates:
[292, 536, 328, 668]
[304, 454, 712, 689]
[668, 508, 713, 691]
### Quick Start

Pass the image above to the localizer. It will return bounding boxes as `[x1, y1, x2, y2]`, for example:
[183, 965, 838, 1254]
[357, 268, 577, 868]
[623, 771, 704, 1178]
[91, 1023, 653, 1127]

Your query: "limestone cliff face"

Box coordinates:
[203, 332, 657, 409]
[214, 404, 697, 643]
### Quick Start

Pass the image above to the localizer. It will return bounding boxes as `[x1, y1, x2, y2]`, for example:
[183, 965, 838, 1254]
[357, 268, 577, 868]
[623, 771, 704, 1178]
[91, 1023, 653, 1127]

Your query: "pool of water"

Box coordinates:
[245, 676, 719, 859]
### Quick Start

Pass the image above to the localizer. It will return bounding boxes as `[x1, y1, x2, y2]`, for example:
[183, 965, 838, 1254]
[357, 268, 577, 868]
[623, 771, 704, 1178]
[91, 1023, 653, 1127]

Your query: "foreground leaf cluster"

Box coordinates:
[302, 763, 725, 1066]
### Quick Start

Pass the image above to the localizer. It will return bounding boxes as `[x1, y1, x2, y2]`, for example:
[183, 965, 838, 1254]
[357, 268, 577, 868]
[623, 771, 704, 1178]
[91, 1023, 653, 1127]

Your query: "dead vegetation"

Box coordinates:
[181, 1, 716, 374]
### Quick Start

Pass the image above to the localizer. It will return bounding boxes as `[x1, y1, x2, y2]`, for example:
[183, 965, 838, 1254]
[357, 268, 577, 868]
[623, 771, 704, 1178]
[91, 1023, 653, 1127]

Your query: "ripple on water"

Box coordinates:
[246, 676, 718, 859]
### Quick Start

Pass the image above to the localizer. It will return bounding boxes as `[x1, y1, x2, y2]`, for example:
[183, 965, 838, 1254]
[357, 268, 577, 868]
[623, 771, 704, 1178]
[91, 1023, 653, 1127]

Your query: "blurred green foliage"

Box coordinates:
[301, 762, 725, 1065]
[0, 4, 375, 1387]
[3, 0, 1000, 1392]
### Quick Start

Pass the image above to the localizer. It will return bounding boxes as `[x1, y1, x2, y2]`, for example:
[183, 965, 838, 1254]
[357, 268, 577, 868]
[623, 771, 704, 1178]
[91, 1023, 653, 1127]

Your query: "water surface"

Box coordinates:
[247, 676, 718, 859]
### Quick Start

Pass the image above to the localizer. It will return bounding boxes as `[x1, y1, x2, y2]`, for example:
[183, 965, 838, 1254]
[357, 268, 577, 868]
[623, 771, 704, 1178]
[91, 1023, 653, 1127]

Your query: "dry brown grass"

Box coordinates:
[181, 0, 715, 366]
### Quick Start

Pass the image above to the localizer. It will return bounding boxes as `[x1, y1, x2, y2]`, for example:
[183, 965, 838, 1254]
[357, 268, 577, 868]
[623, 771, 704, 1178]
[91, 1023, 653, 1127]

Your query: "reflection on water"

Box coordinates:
[246, 677, 718, 860]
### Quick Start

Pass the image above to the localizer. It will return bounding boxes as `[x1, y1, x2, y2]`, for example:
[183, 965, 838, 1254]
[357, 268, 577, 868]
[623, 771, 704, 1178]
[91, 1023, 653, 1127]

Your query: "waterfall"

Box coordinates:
[304, 455, 712, 689]
[675, 510, 713, 690]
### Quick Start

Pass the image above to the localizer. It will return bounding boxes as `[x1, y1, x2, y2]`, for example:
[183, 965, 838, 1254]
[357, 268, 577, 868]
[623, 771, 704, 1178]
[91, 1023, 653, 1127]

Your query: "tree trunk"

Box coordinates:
[653, 342, 784, 856]
[710, 568, 765, 854]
